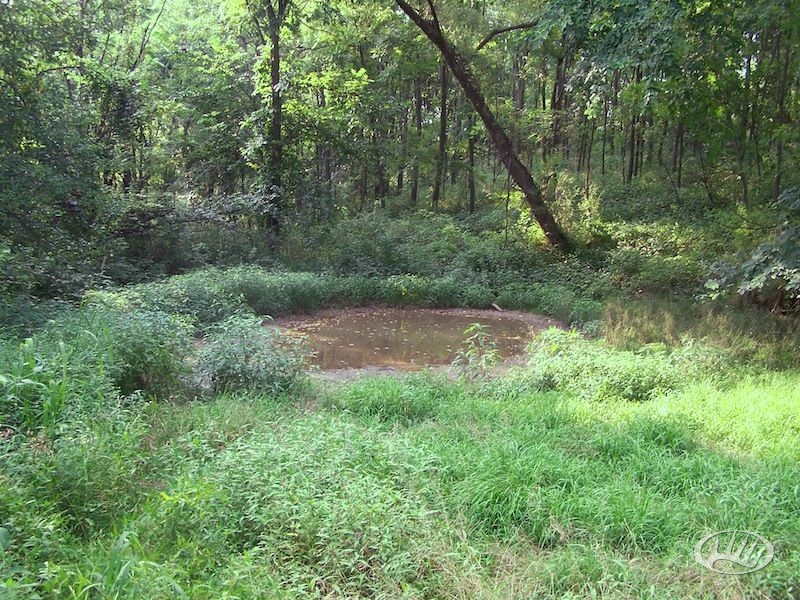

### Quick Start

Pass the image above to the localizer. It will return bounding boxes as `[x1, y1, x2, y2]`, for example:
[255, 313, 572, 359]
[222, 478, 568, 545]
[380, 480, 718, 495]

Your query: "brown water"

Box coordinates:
[278, 308, 557, 371]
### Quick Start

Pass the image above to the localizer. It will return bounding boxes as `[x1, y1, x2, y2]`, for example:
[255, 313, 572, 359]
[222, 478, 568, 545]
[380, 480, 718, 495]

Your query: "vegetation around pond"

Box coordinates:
[2, 0, 800, 597]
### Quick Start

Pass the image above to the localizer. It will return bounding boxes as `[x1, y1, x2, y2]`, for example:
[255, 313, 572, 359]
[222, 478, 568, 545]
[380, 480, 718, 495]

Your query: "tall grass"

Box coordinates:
[603, 296, 800, 369]
[3, 367, 800, 598]
[0, 305, 192, 434]
[83, 265, 603, 330]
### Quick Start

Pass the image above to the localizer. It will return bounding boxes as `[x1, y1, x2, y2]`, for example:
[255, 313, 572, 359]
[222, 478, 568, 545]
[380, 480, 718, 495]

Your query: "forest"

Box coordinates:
[1, 0, 799, 597]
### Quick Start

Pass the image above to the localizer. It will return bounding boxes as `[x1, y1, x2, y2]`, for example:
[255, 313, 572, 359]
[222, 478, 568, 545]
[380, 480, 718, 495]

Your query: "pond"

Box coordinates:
[276, 307, 559, 371]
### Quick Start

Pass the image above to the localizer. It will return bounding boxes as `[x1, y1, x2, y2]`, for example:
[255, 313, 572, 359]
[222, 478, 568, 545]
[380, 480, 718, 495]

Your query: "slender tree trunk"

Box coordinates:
[398, 107, 408, 192]
[671, 121, 685, 189]
[468, 117, 477, 213]
[432, 60, 448, 210]
[395, 0, 569, 249]
[657, 119, 668, 166]
[409, 80, 422, 207]
[601, 96, 608, 176]
[358, 164, 368, 211]
[269, 29, 282, 190]
[585, 125, 594, 198]
[773, 38, 792, 202]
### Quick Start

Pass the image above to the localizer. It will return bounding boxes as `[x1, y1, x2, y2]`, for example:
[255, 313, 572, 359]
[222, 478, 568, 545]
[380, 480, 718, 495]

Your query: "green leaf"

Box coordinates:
[0, 527, 11, 552]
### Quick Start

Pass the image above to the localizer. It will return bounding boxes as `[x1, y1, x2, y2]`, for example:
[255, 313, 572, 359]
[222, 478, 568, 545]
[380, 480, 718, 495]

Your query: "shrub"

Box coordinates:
[2, 404, 154, 538]
[0, 306, 192, 434]
[707, 187, 800, 312]
[196, 315, 310, 395]
[524, 329, 727, 402]
[52, 306, 193, 397]
[86, 270, 250, 329]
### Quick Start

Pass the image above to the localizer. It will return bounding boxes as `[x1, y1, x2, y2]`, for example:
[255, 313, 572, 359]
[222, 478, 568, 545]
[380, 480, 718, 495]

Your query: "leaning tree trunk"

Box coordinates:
[394, 0, 569, 249]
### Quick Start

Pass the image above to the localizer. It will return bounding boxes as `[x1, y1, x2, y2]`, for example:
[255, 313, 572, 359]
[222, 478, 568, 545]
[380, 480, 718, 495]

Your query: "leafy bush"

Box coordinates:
[523, 329, 728, 402]
[89, 270, 250, 327]
[196, 315, 309, 395]
[140, 414, 444, 598]
[707, 187, 800, 311]
[2, 405, 154, 538]
[50, 307, 193, 397]
[0, 330, 118, 435]
[0, 306, 192, 434]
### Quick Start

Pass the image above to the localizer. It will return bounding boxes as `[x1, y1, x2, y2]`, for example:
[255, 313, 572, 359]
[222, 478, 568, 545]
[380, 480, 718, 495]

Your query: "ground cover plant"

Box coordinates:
[2, 266, 799, 598]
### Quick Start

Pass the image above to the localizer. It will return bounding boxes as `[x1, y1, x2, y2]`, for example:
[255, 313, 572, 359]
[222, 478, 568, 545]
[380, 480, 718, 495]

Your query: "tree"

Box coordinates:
[394, 0, 569, 249]
[245, 0, 291, 241]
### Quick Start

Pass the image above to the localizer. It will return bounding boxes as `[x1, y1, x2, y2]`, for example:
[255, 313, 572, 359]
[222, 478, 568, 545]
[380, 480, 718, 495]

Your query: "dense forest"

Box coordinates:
[2, 0, 799, 295]
[1, 0, 800, 598]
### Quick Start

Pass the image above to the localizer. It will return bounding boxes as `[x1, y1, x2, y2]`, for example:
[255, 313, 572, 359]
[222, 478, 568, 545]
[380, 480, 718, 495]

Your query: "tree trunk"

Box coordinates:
[584, 125, 594, 198]
[394, 0, 568, 249]
[432, 60, 448, 210]
[601, 96, 608, 176]
[409, 79, 423, 207]
[269, 29, 282, 190]
[467, 117, 477, 213]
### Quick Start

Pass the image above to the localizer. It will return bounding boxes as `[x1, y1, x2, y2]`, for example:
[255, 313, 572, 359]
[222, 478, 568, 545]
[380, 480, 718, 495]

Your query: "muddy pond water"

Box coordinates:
[277, 307, 559, 371]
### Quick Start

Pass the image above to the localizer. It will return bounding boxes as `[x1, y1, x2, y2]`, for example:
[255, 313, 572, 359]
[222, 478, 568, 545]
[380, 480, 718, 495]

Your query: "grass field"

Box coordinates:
[2, 359, 799, 597]
[1, 267, 799, 598]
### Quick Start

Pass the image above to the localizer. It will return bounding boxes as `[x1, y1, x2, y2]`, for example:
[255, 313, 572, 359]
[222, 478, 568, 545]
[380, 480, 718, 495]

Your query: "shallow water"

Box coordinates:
[279, 308, 549, 371]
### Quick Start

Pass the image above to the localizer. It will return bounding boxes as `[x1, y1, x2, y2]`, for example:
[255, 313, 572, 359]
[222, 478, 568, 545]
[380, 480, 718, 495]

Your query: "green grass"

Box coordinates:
[602, 296, 800, 369]
[3, 366, 798, 598]
[82, 264, 604, 331]
[2, 258, 799, 598]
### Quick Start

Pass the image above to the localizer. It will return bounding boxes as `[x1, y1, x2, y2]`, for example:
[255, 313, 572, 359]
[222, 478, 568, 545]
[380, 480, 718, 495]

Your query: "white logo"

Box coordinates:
[694, 530, 774, 574]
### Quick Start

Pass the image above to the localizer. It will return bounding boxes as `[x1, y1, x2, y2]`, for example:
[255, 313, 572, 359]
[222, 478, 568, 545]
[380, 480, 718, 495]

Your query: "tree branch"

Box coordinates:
[476, 20, 539, 51]
[244, 0, 267, 45]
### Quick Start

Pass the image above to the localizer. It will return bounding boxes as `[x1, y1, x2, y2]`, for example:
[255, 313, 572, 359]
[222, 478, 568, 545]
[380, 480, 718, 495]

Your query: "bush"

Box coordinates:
[140, 414, 442, 598]
[196, 315, 310, 395]
[523, 329, 728, 402]
[52, 306, 193, 397]
[707, 187, 800, 312]
[0, 306, 192, 434]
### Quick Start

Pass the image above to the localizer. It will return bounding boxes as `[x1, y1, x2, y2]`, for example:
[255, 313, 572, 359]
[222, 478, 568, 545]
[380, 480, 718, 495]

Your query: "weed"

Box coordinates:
[452, 323, 501, 382]
[196, 315, 310, 395]
[524, 329, 727, 402]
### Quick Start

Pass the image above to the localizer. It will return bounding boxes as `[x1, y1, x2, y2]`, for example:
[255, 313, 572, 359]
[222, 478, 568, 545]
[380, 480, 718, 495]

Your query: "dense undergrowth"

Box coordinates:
[1, 262, 799, 598]
[2, 366, 799, 598]
[2, 191, 799, 598]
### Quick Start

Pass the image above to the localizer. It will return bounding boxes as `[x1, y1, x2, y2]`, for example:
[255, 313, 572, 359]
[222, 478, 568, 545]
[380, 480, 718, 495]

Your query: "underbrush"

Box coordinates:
[4, 370, 798, 598]
[0, 306, 306, 435]
[197, 315, 310, 395]
[84, 265, 604, 332]
[603, 296, 800, 369]
[520, 328, 734, 402]
[0, 306, 191, 434]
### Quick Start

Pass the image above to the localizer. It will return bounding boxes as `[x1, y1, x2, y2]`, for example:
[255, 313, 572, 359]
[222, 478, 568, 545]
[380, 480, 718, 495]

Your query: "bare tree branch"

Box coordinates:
[131, 0, 168, 71]
[476, 20, 539, 51]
